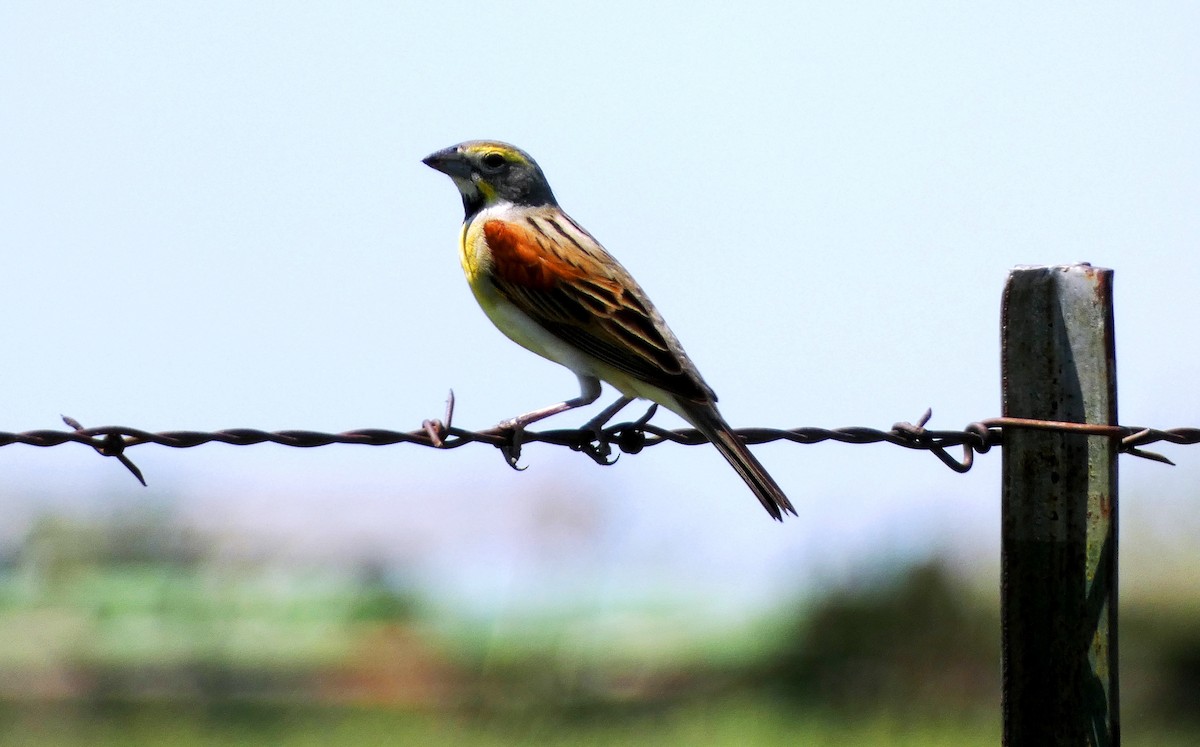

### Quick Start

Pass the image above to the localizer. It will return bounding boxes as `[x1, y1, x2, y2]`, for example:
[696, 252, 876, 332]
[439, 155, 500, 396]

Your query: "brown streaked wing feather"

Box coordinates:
[482, 218, 711, 402]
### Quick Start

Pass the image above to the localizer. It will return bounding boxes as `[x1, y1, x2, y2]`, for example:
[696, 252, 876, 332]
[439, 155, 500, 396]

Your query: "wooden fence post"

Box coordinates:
[1001, 264, 1119, 745]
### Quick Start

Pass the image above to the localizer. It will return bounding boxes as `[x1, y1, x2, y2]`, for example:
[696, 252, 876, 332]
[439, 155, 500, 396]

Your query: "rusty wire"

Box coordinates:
[1, 395, 1197, 486]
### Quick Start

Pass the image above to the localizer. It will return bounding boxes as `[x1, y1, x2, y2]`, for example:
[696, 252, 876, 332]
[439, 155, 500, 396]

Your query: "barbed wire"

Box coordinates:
[1, 396, 1198, 486]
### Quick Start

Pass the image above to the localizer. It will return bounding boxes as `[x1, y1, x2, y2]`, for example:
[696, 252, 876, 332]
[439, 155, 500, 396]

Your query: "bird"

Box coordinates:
[423, 140, 795, 521]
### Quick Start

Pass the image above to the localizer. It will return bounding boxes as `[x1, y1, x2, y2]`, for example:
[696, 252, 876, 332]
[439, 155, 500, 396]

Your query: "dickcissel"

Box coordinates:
[423, 141, 795, 521]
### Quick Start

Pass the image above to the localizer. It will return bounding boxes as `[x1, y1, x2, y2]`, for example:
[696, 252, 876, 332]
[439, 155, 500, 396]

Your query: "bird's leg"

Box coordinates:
[497, 375, 603, 431]
[582, 395, 635, 434]
[496, 375, 602, 467]
[575, 395, 635, 466]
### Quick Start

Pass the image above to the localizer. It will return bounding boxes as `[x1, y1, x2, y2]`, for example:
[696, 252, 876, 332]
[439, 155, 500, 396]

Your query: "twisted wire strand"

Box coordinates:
[1, 407, 1196, 486]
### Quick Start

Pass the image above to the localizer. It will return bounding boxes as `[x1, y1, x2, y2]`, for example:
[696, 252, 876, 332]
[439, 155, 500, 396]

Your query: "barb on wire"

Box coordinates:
[2, 405, 1197, 486]
[60, 415, 146, 486]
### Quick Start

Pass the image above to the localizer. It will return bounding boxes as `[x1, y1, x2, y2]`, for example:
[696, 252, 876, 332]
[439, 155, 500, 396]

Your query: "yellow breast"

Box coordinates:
[458, 220, 484, 282]
[456, 212, 593, 376]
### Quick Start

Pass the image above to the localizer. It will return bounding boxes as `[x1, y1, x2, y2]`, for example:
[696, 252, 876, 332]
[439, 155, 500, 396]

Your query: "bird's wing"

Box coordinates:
[482, 215, 713, 403]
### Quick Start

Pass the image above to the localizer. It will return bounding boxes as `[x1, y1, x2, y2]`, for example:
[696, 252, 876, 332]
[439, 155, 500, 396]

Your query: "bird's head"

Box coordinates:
[423, 141, 557, 218]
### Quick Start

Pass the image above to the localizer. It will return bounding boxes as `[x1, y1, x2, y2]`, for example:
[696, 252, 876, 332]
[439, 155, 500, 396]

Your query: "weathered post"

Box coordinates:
[1001, 264, 1119, 745]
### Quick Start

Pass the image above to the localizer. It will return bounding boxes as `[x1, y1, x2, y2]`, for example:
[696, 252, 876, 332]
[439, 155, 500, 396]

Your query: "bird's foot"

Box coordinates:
[571, 422, 617, 466]
[495, 418, 529, 471]
[571, 401, 659, 466]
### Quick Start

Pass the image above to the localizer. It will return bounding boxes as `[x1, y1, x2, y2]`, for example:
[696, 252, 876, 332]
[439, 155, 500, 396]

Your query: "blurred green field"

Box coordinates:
[0, 701, 1002, 747]
[2, 510, 1198, 745]
[2, 700, 1198, 747]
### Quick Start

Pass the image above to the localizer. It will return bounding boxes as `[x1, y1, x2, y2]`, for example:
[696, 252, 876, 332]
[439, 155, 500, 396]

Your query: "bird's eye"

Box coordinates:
[481, 152, 506, 170]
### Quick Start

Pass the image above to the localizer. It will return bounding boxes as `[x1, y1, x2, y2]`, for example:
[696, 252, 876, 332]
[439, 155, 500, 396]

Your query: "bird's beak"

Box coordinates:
[422, 146, 471, 178]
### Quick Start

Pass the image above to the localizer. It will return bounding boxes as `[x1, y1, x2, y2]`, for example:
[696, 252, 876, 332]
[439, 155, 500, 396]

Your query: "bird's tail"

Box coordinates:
[678, 400, 796, 522]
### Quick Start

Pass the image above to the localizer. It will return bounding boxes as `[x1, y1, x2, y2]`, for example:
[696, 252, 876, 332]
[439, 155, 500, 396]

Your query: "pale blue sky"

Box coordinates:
[2, 3, 1198, 614]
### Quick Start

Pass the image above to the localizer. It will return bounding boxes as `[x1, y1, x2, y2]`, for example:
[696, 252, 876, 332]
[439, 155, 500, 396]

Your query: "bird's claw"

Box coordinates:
[496, 421, 529, 471]
[571, 424, 618, 466]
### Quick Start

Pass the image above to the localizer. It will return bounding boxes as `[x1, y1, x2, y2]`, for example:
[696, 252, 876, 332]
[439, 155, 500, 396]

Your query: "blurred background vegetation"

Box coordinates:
[1, 497, 1197, 746]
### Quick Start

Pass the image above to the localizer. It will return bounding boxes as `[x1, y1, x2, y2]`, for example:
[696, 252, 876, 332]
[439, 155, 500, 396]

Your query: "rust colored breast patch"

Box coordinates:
[483, 219, 582, 290]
